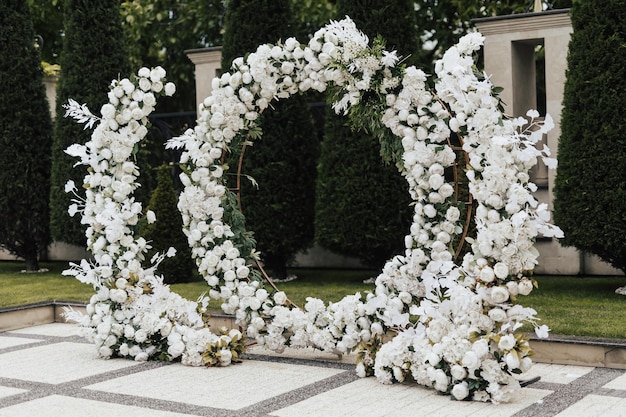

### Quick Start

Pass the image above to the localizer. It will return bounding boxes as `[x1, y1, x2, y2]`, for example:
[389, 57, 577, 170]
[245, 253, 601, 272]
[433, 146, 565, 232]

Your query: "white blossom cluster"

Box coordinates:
[64, 17, 563, 403]
[63, 67, 243, 366]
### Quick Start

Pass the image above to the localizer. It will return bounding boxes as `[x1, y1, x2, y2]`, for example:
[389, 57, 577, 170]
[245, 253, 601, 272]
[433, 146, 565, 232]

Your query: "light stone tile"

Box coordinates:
[603, 372, 626, 390]
[520, 363, 595, 384]
[554, 394, 626, 417]
[0, 395, 197, 417]
[8, 322, 78, 338]
[85, 360, 343, 410]
[0, 342, 140, 384]
[0, 336, 41, 350]
[0, 386, 28, 400]
[270, 378, 552, 417]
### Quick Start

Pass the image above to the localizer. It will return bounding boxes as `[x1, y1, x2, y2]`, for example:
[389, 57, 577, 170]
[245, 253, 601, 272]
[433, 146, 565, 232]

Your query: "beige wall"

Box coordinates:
[475, 10, 622, 276]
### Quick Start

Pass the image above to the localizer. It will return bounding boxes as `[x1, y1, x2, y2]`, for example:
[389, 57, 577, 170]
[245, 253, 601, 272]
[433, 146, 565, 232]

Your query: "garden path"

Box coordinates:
[1, 323, 626, 416]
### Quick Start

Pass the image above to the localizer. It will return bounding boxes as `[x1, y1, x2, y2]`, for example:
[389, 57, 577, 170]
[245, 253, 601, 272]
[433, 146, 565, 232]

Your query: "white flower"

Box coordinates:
[452, 382, 470, 400]
[498, 334, 516, 351]
[490, 286, 510, 304]
[493, 263, 509, 279]
[165, 82, 176, 96]
[479, 267, 495, 283]
[146, 210, 156, 224]
[535, 324, 550, 339]
[518, 279, 534, 296]
[134, 329, 148, 343]
[274, 291, 287, 305]
[488, 308, 507, 322]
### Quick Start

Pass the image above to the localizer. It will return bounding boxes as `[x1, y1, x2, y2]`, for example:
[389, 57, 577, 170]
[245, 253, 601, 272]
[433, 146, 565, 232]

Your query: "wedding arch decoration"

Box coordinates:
[63, 17, 563, 402]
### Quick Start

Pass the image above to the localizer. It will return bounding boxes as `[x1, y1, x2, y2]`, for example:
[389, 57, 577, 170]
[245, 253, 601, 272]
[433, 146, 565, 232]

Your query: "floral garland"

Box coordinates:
[63, 67, 244, 366]
[65, 18, 562, 403]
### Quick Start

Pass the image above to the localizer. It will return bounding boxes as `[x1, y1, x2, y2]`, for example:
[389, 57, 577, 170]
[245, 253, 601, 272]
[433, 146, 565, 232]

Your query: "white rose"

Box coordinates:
[472, 339, 489, 357]
[506, 281, 519, 296]
[219, 348, 233, 366]
[134, 329, 148, 343]
[109, 289, 127, 303]
[498, 334, 516, 351]
[462, 351, 479, 370]
[100, 103, 116, 119]
[518, 278, 534, 296]
[446, 207, 461, 222]
[428, 174, 444, 190]
[450, 364, 467, 381]
[504, 352, 520, 369]
[520, 357, 533, 372]
[143, 92, 156, 107]
[167, 341, 185, 358]
[488, 308, 507, 322]
[273, 291, 287, 305]
[451, 382, 470, 401]
[479, 267, 495, 283]
[424, 204, 437, 218]
[490, 286, 510, 304]
[493, 262, 509, 279]
[164, 82, 176, 96]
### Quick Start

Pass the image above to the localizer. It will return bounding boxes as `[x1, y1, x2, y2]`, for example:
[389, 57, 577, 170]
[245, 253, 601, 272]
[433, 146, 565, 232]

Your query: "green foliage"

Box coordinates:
[49, 0, 130, 247]
[221, 0, 320, 280]
[27, 0, 64, 64]
[0, 1, 53, 271]
[120, 0, 226, 112]
[553, 0, 626, 273]
[314, 0, 417, 269]
[140, 166, 194, 284]
[413, 0, 572, 70]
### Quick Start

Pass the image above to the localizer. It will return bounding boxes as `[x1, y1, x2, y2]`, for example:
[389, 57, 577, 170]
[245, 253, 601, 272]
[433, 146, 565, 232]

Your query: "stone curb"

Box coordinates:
[2, 303, 625, 370]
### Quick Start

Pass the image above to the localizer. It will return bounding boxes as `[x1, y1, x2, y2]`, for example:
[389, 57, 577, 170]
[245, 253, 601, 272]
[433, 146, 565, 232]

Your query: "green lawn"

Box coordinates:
[1, 261, 624, 339]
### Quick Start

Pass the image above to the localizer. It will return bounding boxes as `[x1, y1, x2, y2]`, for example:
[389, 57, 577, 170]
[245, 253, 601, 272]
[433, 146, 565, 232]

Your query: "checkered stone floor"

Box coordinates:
[1, 323, 626, 417]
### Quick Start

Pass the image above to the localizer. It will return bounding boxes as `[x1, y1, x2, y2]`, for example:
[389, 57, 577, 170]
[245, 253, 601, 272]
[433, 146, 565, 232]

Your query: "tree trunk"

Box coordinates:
[23, 253, 40, 272]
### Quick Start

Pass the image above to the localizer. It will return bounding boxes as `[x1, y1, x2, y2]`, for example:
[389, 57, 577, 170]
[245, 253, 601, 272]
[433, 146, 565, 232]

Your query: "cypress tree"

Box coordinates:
[49, 0, 130, 247]
[140, 165, 194, 284]
[315, 1, 418, 268]
[0, 1, 54, 271]
[553, 0, 626, 273]
[221, 0, 319, 280]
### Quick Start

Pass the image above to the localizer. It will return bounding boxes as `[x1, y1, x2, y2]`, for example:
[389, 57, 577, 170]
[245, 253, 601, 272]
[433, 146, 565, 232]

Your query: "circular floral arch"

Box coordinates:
[64, 18, 562, 402]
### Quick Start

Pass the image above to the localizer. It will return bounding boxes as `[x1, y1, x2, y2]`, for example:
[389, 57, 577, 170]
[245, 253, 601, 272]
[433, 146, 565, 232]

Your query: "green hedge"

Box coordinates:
[315, 0, 418, 268]
[221, 0, 319, 279]
[49, 0, 129, 246]
[0, 1, 53, 270]
[554, 0, 626, 273]
[140, 166, 194, 284]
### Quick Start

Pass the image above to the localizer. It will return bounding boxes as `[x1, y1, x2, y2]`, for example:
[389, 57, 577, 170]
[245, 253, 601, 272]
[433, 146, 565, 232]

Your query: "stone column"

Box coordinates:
[474, 10, 584, 275]
[185, 46, 222, 112]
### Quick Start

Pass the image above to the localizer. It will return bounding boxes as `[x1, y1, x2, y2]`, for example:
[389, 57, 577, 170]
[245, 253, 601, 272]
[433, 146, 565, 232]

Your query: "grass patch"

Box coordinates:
[1, 261, 624, 339]
[0, 261, 94, 307]
[521, 275, 626, 339]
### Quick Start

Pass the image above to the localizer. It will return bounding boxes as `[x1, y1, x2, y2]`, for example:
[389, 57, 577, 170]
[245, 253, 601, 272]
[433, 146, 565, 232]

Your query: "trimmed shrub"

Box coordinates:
[140, 165, 194, 284]
[315, 0, 418, 268]
[0, 1, 53, 271]
[221, 0, 319, 279]
[49, 0, 129, 246]
[553, 0, 626, 273]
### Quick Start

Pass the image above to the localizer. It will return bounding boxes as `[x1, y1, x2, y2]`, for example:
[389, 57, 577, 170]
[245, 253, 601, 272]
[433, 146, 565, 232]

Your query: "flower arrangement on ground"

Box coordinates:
[64, 17, 562, 403]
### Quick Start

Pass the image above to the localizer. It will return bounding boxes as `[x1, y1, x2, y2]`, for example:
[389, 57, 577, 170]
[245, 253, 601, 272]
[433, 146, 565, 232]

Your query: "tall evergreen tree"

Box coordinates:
[315, 1, 418, 268]
[0, 1, 53, 270]
[49, 0, 130, 247]
[553, 0, 626, 273]
[221, 0, 319, 279]
[140, 165, 194, 284]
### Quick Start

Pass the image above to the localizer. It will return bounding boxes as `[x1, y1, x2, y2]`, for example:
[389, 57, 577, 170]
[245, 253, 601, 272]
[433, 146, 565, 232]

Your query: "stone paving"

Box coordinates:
[1, 323, 626, 416]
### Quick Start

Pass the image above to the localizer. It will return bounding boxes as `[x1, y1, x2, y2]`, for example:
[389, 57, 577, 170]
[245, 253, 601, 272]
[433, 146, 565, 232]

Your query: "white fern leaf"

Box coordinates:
[63, 98, 100, 129]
